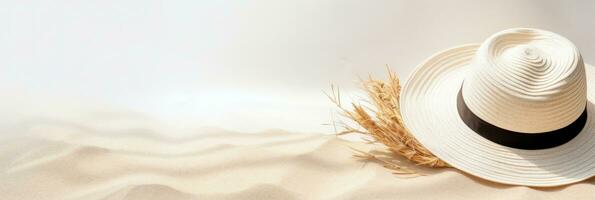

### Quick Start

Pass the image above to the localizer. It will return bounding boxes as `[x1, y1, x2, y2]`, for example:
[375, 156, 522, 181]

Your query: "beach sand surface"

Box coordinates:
[0, 119, 594, 200]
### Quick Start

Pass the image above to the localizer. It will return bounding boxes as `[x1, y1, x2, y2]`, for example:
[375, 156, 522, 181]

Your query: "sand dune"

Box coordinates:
[1, 120, 594, 200]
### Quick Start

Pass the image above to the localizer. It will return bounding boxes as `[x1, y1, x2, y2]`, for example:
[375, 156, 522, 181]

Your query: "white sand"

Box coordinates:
[1, 120, 594, 200]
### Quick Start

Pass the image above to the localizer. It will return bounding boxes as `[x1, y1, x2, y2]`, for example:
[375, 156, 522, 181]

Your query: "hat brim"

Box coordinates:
[401, 44, 595, 187]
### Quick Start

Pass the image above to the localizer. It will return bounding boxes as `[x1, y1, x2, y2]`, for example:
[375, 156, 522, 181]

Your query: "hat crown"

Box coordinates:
[462, 28, 587, 133]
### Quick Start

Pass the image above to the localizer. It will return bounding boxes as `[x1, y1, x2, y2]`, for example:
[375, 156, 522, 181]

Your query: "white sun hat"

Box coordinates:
[400, 28, 595, 187]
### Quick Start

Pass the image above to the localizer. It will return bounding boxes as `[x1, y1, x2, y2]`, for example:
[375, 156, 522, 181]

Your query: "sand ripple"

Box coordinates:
[0, 119, 594, 199]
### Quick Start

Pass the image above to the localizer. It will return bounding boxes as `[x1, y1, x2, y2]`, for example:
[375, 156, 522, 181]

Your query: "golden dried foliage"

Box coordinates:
[327, 68, 449, 174]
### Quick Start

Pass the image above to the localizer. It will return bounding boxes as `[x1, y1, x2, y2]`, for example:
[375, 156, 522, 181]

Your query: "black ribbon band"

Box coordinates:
[457, 87, 587, 150]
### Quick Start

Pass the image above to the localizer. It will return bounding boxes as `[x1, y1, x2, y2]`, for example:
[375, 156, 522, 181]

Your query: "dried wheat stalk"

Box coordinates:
[327, 68, 449, 174]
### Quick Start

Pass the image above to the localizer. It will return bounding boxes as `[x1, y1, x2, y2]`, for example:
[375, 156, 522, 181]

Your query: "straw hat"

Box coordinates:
[400, 28, 595, 187]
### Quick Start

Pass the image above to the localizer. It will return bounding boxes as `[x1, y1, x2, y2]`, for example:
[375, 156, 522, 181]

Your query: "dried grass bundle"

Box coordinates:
[327, 68, 449, 174]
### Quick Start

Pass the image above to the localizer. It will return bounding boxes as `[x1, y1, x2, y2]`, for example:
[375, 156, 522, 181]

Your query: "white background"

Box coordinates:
[1, 0, 594, 134]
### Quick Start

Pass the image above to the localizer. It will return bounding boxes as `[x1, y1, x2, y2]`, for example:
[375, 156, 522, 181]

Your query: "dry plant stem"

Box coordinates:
[327, 68, 449, 173]
[351, 148, 419, 175]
